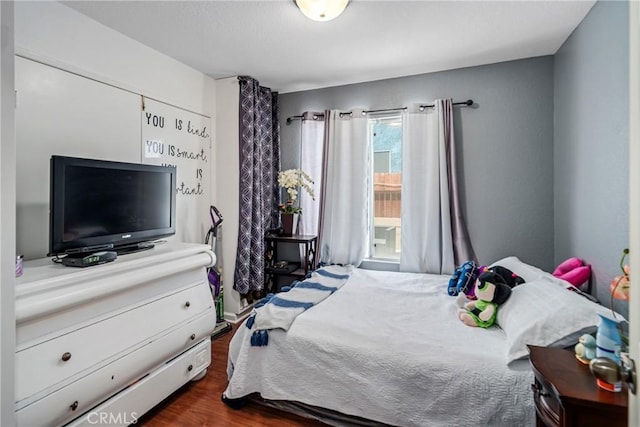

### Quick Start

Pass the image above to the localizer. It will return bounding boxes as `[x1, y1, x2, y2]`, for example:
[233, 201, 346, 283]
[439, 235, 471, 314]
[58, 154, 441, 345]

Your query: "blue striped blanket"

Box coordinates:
[246, 265, 353, 346]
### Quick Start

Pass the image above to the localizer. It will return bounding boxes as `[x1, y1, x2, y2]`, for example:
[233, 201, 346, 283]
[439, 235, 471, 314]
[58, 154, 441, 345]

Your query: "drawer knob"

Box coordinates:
[185, 301, 191, 308]
[188, 364, 193, 372]
[531, 382, 549, 397]
[61, 352, 72, 362]
[190, 333, 196, 340]
[70, 400, 79, 411]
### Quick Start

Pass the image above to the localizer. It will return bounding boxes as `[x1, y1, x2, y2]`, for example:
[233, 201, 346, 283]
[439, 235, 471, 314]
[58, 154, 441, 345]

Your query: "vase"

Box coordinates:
[596, 313, 622, 362]
[595, 313, 622, 392]
[280, 213, 299, 236]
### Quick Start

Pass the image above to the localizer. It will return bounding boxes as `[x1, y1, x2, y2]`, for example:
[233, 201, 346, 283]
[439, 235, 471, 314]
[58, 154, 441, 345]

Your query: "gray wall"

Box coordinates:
[554, 0, 629, 312]
[279, 56, 555, 271]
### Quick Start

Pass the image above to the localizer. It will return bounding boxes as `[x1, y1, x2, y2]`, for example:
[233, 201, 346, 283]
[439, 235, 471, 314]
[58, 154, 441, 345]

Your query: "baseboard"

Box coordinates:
[224, 303, 254, 323]
[211, 321, 232, 339]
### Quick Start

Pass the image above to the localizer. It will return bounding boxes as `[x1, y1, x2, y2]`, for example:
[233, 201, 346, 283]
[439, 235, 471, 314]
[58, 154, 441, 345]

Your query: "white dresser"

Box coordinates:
[15, 242, 217, 426]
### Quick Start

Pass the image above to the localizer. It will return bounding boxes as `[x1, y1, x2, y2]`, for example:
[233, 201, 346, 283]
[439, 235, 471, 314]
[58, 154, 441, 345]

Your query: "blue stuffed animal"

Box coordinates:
[448, 260, 481, 298]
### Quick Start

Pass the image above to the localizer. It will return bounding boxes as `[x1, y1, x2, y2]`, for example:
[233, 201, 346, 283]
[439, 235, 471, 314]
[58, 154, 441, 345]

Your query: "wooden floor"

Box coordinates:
[137, 323, 324, 427]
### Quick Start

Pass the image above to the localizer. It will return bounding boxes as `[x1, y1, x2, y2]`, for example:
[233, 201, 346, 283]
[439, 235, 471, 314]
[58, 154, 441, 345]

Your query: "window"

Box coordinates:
[368, 114, 402, 261]
[373, 151, 391, 173]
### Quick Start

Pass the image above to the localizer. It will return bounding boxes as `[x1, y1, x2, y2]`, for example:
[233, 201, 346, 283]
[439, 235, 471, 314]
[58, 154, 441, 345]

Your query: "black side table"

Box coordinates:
[264, 234, 317, 292]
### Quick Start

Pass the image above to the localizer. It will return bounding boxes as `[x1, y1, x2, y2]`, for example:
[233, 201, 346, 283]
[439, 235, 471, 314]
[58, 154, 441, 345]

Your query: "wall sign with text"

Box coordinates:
[141, 97, 212, 243]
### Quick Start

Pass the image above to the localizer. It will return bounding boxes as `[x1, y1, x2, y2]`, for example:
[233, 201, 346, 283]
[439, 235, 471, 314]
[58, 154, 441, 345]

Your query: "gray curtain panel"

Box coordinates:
[316, 110, 331, 260]
[442, 99, 477, 265]
[234, 76, 281, 295]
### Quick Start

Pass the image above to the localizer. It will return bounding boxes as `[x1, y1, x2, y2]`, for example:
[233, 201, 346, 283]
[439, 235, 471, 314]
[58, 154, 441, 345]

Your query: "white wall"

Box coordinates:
[15, 2, 214, 116]
[0, 2, 16, 425]
[14, 1, 217, 259]
[215, 76, 251, 321]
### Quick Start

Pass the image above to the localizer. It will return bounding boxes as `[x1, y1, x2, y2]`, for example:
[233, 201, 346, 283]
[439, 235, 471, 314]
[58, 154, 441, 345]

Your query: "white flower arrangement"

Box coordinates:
[277, 168, 315, 214]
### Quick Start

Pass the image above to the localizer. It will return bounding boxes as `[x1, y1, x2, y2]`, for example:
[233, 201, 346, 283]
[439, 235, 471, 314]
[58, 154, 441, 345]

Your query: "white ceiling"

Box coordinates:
[63, 0, 596, 94]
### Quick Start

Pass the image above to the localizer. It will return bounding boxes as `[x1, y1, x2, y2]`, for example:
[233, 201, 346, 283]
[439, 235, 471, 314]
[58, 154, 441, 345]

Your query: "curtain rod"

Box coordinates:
[339, 99, 473, 118]
[286, 99, 473, 123]
[285, 112, 326, 125]
[421, 99, 473, 109]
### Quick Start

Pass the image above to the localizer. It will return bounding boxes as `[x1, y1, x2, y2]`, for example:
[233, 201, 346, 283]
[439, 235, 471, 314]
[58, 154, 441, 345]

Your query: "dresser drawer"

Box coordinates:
[65, 338, 212, 427]
[532, 376, 560, 426]
[16, 282, 213, 402]
[16, 309, 215, 427]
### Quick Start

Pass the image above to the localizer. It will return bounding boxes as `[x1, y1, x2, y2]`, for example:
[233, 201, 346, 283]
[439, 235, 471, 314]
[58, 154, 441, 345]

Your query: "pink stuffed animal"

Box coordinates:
[552, 257, 591, 288]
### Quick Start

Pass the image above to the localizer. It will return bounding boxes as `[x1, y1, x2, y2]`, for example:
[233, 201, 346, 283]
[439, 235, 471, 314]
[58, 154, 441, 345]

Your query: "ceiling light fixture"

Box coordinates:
[295, 0, 350, 22]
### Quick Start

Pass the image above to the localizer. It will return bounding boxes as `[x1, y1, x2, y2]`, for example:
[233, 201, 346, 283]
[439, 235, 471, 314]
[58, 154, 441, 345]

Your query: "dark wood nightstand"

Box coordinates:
[528, 345, 628, 427]
[264, 234, 317, 292]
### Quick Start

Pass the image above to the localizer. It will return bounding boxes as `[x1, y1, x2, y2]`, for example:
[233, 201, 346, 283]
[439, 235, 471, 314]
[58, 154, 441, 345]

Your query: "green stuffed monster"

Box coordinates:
[457, 268, 520, 328]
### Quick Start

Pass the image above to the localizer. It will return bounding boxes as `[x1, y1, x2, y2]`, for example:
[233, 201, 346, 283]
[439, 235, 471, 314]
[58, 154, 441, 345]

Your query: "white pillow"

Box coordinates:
[497, 275, 620, 364]
[489, 256, 557, 283]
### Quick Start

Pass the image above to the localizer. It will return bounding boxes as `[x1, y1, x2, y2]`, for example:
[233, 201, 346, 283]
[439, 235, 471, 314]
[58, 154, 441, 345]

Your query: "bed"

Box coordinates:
[223, 257, 618, 426]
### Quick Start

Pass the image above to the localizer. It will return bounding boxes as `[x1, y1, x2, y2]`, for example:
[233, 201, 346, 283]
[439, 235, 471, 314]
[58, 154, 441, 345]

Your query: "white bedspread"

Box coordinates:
[225, 268, 535, 427]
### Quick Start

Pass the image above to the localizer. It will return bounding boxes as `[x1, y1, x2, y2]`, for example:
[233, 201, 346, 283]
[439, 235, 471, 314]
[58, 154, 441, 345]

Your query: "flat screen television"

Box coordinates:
[49, 155, 177, 256]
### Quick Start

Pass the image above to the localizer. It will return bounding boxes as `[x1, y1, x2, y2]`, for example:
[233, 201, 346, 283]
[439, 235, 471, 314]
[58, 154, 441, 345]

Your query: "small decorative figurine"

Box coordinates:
[574, 334, 597, 364]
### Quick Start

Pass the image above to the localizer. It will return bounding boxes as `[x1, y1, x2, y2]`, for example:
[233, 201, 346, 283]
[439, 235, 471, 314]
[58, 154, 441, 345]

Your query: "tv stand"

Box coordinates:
[15, 243, 217, 426]
[116, 241, 155, 255]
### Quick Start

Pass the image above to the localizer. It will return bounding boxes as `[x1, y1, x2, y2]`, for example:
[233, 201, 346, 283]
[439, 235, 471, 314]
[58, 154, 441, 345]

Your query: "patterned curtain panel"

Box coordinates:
[234, 76, 280, 295]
